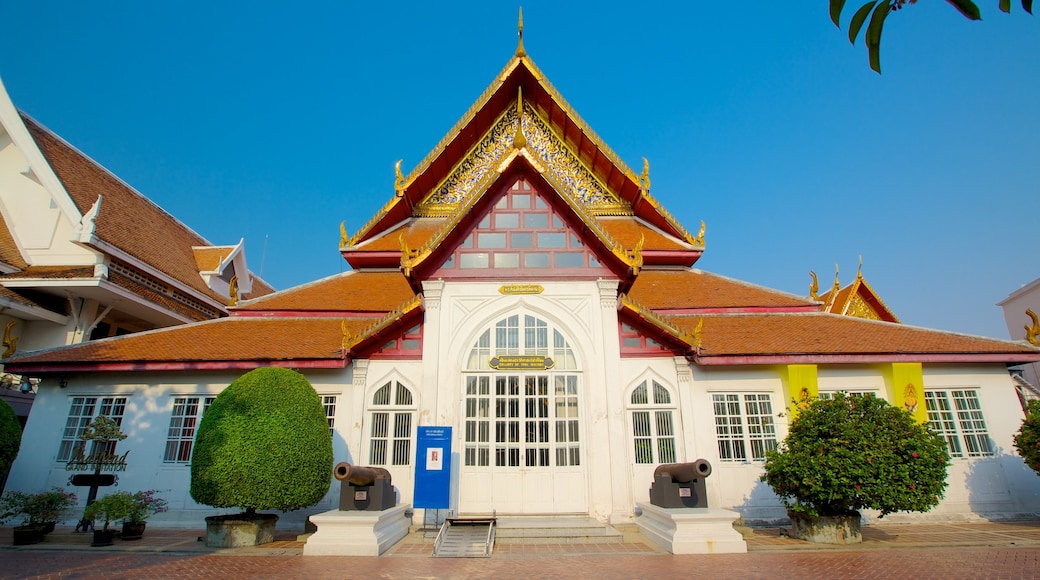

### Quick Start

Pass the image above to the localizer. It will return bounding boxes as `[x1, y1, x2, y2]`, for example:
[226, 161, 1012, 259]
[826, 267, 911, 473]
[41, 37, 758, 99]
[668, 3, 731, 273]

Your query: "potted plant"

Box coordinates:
[761, 393, 950, 544]
[120, 490, 168, 540]
[0, 487, 77, 545]
[83, 492, 131, 546]
[190, 368, 332, 547]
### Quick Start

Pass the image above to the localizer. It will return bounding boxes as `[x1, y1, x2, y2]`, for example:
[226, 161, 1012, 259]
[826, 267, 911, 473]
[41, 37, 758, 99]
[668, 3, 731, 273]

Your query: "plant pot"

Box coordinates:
[204, 513, 278, 548]
[12, 525, 45, 546]
[41, 521, 57, 534]
[121, 521, 147, 541]
[91, 528, 118, 547]
[787, 510, 862, 544]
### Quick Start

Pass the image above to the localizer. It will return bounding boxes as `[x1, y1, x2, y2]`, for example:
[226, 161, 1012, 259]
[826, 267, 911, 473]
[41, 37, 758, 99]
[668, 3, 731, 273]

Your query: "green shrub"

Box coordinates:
[0, 398, 20, 484]
[761, 393, 950, 518]
[190, 368, 332, 513]
[1013, 400, 1040, 475]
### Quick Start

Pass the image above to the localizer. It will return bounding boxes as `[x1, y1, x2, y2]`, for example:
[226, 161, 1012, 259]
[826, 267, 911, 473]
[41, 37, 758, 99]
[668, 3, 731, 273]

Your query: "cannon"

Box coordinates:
[334, 462, 396, 511]
[650, 459, 712, 509]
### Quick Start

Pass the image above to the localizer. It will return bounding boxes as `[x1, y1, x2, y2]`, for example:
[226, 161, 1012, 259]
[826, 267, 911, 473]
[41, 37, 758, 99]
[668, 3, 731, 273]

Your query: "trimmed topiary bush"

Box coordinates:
[761, 393, 950, 519]
[0, 398, 21, 487]
[190, 367, 332, 514]
[1013, 400, 1040, 476]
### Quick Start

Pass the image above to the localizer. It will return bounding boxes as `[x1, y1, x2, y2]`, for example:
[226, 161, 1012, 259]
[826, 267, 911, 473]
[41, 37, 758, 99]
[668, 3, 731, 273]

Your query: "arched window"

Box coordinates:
[368, 381, 416, 466]
[628, 379, 677, 464]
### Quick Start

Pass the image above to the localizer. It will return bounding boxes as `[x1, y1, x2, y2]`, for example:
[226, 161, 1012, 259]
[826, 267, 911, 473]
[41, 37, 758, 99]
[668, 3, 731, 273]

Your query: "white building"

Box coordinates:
[998, 277, 1040, 405]
[5, 42, 1040, 528]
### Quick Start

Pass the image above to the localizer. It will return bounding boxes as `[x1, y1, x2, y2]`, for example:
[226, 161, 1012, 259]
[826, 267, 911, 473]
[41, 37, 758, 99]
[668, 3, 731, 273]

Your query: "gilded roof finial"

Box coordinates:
[857, 255, 863, 280]
[340, 221, 348, 247]
[639, 158, 651, 196]
[832, 264, 841, 294]
[691, 317, 704, 351]
[394, 159, 405, 197]
[695, 220, 705, 247]
[512, 87, 527, 149]
[516, 7, 526, 57]
[809, 270, 819, 301]
[341, 320, 353, 352]
[1026, 309, 1039, 346]
[2, 321, 18, 358]
[228, 275, 239, 307]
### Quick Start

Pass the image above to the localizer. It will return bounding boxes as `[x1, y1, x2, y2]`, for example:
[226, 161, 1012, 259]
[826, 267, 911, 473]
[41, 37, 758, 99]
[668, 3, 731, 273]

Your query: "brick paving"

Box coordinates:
[2, 521, 1040, 579]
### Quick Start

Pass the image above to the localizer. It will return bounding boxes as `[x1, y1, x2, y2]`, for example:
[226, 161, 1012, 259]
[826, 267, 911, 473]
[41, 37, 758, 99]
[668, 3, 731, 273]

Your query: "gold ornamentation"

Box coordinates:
[639, 158, 651, 197]
[499, 284, 543, 295]
[618, 294, 696, 348]
[695, 220, 705, 247]
[340, 221, 348, 247]
[832, 264, 841, 294]
[691, 317, 704, 351]
[903, 383, 919, 414]
[857, 254, 864, 279]
[847, 295, 881, 321]
[809, 270, 819, 301]
[341, 320, 352, 352]
[343, 295, 424, 351]
[516, 7, 526, 57]
[228, 275, 239, 307]
[512, 87, 527, 149]
[394, 160, 405, 197]
[1026, 309, 1039, 346]
[2, 321, 18, 358]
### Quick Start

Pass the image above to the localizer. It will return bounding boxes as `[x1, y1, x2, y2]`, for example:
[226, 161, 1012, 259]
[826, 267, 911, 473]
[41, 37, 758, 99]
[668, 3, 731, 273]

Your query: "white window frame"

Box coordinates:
[712, 392, 778, 463]
[925, 389, 994, 458]
[57, 396, 128, 462]
[367, 381, 416, 467]
[628, 379, 679, 465]
[819, 390, 877, 400]
[322, 395, 337, 437]
[162, 396, 215, 463]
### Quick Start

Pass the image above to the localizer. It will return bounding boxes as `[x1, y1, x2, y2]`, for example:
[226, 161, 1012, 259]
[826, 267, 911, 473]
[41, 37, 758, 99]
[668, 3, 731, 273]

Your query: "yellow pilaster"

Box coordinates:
[889, 362, 927, 424]
[784, 364, 819, 418]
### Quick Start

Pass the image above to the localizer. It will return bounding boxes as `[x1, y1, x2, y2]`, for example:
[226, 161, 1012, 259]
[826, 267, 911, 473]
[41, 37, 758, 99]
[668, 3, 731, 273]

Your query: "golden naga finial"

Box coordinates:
[228, 275, 239, 307]
[695, 220, 705, 247]
[691, 317, 704, 351]
[512, 87, 527, 149]
[832, 264, 841, 294]
[628, 233, 645, 275]
[809, 270, 819, 301]
[639, 158, 651, 196]
[2, 321, 18, 358]
[516, 7, 526, 57]
[1026, 309, 1039, 346]
[857, 255, 863, 280]
[341, 320, 352, 351]
[394, 159, 405, 197]
[340, 221, 348, 247]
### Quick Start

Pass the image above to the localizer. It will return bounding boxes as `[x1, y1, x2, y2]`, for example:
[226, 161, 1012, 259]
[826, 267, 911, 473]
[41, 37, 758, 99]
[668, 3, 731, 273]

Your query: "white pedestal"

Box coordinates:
[635, 502, 748, 554]
[303, 504, 411, 556]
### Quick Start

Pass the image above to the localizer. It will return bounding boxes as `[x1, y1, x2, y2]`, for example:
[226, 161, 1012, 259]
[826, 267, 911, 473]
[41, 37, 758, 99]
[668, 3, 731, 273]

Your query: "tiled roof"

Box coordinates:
[4, 316, 378, 366]
[598, 217, 689, 252]
[232, 271, 415, 314]
[628, 269, 817, 311]
[0, 213, 27, 269]
[107, 271, 219, 322]
[21, 115, 229, 304]
[193, 247, 231, 272]
[242, 277, 276, 300]
[666, 313, 1040, 361]
[0, 285, 56, 312]
[353, 219, 450, 253]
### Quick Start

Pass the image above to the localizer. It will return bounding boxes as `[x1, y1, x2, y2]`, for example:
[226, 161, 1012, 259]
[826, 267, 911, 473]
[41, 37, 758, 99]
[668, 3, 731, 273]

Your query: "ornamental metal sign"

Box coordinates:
[498, 284, 543, 295]
[489, 355, 555, 370]
[65, 450, 130, 472]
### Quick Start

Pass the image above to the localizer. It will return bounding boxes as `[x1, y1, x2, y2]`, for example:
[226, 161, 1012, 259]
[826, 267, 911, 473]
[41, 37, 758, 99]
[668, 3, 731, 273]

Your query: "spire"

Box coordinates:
[516, 7, 526, 57]
[512, 87, 527, 149]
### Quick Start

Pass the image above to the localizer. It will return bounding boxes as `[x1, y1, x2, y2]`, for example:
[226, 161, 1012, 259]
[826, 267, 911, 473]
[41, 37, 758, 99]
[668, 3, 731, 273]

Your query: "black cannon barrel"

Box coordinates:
[333, 462, 392, 486]
[653, 459, 712, 483]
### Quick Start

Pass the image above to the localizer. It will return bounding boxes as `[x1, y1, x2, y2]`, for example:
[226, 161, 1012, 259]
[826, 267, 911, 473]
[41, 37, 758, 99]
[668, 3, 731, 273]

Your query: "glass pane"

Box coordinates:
[524, 253, 550, 268]
[460, 253, 489, 268]
[496, 213, 519, 228]
[525, 213, 548, 228]
[477, 233, 507, 248]
[511, 232, 533, 248]
[494, 253, 520, 268]
[537, 233, 566, 248]
[555, 252, 584, 267]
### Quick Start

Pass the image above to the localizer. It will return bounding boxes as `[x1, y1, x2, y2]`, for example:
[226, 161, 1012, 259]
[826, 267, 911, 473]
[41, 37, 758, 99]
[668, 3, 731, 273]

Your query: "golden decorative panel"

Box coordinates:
[847, 295, 881, 321]
[499, 284, 544, 295]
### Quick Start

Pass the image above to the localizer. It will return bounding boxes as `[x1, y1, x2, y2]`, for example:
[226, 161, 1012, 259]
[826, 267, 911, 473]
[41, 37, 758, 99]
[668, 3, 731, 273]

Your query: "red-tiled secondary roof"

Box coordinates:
[598, 217, 689, 252]
[232, 271, 415, 314]
[193, 247, 231, 272]
[22, 115, 230, 304]
[666, 313, 1040, 362]
[354, 219, 450, 253]
[0, 214, 27, 270]
[629, 269, 817, 311]
[4, 316, 379, 367]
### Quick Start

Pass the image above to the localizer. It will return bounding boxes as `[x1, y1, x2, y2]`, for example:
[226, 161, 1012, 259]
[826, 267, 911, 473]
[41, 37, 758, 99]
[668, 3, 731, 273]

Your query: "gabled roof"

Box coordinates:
[232, 271, 415, 315]
[816, 268, 899, 323]
[628, 269, 819, 313]
[0, 213, 27, 271]
[341, 48, 704, 278]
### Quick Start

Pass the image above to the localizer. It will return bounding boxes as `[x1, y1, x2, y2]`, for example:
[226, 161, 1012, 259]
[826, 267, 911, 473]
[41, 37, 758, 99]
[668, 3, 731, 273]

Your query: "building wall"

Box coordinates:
[999, 278, 1040, 390]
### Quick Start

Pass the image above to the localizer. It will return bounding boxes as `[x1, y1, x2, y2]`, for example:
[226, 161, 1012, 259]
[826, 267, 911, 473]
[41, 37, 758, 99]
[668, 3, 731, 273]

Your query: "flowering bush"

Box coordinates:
[761, 393, 950, 518]
[125, 490, 168, 523]
[0, 487, 78, 525]
[1013, 400, 1040, 475]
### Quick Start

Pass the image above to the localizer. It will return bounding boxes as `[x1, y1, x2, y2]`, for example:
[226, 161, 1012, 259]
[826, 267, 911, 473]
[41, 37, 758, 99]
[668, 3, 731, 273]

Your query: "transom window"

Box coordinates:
[629, 380, 678, 464]
[925, 390, 994, 458]
[441, 179, 602, 273]
[163, 396, 215, 463]
[368, 381, 415, 466]
[712, 393, 777, 462]
[58, 397, 127, 462]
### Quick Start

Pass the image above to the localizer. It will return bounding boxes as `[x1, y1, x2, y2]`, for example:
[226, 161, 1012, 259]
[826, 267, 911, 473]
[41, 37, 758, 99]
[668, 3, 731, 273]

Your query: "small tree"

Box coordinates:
[0, 399, 21, 488]
[762, 393, 950, 518]
[1013, 400, 1040, 475]
[190, 367, 332, 515]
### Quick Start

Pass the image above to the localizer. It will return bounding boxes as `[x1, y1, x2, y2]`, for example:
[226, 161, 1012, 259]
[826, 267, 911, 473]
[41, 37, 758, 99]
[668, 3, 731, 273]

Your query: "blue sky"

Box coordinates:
[0, 2, 1037, 339]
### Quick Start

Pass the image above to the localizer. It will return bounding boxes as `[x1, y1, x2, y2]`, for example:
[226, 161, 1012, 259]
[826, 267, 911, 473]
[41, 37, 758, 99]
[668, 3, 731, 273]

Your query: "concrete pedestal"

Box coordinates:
[303, 504, 411, 556]
[635, 502, 747, 554]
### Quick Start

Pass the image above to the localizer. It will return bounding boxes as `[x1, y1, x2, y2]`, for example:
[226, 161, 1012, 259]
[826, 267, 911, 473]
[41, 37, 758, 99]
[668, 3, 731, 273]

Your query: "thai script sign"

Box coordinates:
[489, 355, 555, 370]
[498, 284, 543, 295]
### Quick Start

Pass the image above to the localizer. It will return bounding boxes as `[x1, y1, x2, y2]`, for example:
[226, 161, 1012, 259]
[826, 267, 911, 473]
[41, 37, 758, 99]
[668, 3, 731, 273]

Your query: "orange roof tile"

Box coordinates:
[353, 219, 450, 253]
[666, 313, 1040, 363]
[233, 271, 416, 313]
[629, 269, 817, 311]
[193, 247, 231, 272]
[22, 115, 227, 304]
[0, 266, 95, 280]
[598, 217, 689, 252]
[0, 213, 27, 270]
[4, 316, 378, 367]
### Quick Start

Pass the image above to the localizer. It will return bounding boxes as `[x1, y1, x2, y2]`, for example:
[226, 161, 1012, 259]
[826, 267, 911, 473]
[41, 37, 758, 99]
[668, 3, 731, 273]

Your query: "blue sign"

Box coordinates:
[414, 426, 452, 509]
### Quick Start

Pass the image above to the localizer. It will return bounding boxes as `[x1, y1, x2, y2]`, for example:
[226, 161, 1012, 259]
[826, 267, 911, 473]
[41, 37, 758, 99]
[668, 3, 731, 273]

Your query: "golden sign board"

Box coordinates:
[499, 284, 544, 295]
[489, 355, 555, 371]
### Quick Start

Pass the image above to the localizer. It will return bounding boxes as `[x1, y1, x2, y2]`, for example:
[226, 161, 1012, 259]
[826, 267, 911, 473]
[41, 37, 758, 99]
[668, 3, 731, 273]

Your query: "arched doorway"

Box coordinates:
[458, 313, 587, 514]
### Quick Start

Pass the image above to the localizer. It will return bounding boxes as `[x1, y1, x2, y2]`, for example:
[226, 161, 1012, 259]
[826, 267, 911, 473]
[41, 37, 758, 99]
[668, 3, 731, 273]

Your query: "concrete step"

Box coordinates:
[492, 516, 622, 544]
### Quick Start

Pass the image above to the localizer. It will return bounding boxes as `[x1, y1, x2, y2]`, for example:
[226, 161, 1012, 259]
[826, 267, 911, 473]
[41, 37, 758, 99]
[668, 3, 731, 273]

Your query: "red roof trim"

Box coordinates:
[694, 353, 1040, 366]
